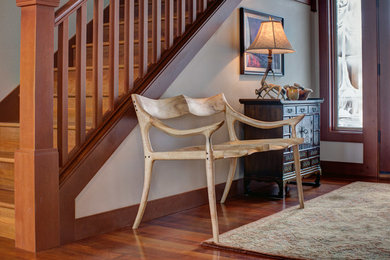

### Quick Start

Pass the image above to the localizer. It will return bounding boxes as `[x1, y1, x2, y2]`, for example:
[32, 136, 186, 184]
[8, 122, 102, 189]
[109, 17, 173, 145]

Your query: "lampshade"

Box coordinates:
[247, 20, 295, 54]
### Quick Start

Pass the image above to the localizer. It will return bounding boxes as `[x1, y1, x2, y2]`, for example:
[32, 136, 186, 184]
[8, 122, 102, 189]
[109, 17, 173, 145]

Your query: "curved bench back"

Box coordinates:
[132, 94, 227, 119]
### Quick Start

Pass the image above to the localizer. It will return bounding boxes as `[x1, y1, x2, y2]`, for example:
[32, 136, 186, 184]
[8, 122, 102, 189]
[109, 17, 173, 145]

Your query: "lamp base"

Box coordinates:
[256, 50, 274, 98]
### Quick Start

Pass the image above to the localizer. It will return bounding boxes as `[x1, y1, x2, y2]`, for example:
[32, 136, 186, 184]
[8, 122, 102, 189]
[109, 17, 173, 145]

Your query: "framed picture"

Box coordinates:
[240, 8, 285, 76]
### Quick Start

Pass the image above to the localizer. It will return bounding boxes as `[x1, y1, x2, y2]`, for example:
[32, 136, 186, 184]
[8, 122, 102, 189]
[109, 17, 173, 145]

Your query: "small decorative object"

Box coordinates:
[284, 85, 299, 100]
[284, 83, 313, 100]
[240, 8, 295, 99]
[255, 83, 286, 99]
[240, 8, 285, 76]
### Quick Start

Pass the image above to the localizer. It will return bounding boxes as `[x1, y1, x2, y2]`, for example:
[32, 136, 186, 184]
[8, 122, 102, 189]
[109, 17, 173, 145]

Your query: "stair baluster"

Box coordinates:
[189, 0, 197, 23]
[109, 0, 120, 109]
[124, 0, 135, 92]
[165, 0, 174, 49]
[152, 0, 162, 63]
[58, 18, 70, 165]
[75, 3, 87, 145]
[93, 0, 104, 127]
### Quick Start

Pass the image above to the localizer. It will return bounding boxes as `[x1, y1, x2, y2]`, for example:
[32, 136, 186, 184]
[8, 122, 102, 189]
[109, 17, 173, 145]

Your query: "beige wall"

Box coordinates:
[75, 0, 318, 218]
[0, 1, 21, 100]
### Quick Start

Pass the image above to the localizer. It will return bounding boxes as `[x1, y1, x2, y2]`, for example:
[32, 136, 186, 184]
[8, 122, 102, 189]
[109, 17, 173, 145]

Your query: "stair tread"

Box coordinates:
[0, 122, 19, 128]
[102, 16, 184, 27]
[71, 37, 166, 49]
[54, 64, 126, 72]
[0, 189, 14, 209]
[0, 122, 94, 130]
[0, 152, 14, 163]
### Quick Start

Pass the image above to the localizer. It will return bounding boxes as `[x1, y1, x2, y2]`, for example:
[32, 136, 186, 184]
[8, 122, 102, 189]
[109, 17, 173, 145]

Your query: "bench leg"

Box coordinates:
[293, 145, 304, 209]
[220, 158, 238, 204]
[206, 157, 219, 243]
[133, 159, 154, 229]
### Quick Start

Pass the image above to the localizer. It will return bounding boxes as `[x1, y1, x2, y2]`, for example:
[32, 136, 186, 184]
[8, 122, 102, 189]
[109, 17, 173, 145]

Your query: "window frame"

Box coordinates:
[319, 0, 363, 143]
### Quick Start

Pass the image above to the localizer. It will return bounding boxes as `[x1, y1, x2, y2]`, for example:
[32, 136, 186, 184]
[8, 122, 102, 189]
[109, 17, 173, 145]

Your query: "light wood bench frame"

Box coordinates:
[131, 93, 305, 243]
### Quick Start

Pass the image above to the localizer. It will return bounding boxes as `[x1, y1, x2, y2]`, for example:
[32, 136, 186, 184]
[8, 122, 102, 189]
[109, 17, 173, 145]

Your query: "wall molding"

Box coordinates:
[74, 179, 244, 241]
[321, 161, 369, 178]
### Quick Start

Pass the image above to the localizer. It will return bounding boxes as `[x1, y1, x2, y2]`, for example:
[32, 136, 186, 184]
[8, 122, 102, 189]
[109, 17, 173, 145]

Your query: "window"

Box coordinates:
[319, 0, 363, 142]
[334, 0, 363, 129]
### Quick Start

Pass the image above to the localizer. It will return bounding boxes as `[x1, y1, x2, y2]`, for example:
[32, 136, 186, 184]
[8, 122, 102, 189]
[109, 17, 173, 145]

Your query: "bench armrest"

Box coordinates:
[229, 108, 304, 129]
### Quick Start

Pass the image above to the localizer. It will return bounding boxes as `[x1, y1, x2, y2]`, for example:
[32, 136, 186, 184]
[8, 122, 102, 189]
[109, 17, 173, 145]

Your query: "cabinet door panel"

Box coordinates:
[296, 115, 313, 144]
[314, 114, 319, 131]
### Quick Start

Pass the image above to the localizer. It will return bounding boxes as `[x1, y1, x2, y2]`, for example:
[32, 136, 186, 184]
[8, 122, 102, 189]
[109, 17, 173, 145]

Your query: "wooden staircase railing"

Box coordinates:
[15, 0, 241, 252]
[54, 0, 214, 168]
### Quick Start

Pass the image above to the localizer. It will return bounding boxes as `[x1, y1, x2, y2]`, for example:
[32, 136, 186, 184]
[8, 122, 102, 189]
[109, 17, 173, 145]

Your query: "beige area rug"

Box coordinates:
[202, 182, 390, 259]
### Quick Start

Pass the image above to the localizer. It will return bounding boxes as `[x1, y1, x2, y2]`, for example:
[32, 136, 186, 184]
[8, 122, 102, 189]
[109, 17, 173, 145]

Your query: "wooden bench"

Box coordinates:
[131, 93, 305, 243]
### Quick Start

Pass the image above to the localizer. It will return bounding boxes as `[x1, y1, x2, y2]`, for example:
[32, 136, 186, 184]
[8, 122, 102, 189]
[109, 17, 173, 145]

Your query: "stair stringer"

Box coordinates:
[59, 0, 243, 244]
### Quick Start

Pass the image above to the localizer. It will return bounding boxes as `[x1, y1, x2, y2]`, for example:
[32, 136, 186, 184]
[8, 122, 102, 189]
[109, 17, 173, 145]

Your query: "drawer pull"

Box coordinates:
[287, 108, 293, 113]
[300, 108, 305, 113]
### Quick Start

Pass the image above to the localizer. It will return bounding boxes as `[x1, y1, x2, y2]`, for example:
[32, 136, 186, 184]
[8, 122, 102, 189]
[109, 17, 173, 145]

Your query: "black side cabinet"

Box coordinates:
[239, 98, 324, 197]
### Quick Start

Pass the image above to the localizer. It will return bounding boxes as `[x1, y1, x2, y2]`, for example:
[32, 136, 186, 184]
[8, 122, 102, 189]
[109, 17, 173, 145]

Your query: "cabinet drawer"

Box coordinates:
[308, 147, 320, 157]
[283, 159, 311, 173]
[309, 105, 320, 114]
[284, 106, 296, 115]
[301, 159, 311, 169]
[283, 163, 293, 173]
[300, 150, 308, 159]
[311, 157, 320, 166]
[297, 106, 308, 114]
[284, 153, 294, 163]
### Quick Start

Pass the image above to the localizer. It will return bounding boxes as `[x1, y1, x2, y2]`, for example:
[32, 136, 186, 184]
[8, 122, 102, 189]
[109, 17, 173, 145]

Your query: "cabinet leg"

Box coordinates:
[314, 173, 321, 187]
[244, 179, 251, 195]
[276, 180, 285, 198]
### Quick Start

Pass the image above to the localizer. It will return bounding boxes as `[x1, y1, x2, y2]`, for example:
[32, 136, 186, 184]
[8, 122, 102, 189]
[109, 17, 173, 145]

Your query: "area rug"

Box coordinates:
[202, 182, 390, 259]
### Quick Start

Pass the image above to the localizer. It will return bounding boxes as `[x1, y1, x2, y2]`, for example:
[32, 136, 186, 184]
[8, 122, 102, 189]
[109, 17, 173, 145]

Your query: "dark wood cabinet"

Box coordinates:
[239, 98, 324, 197]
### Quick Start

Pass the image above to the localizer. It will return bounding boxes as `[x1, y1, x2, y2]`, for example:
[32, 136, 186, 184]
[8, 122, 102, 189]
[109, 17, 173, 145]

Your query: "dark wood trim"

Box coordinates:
[321, 161, 364, 177]
[361, 0, 379, 178]
[74, 179, 243, 241]
[318, 0, 363, 143]
[0, 86, 19, 123]
[59, 0, 243, 245]
[311, 0, 317, 12]
[293, 0, 311, 5]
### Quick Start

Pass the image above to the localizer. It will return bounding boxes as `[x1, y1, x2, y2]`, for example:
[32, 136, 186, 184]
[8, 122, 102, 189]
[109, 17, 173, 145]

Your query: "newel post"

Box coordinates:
[15, 0, 60, 252]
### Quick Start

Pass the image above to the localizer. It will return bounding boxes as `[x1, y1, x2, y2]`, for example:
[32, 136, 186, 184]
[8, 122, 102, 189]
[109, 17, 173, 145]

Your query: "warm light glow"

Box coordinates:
[247, 21, 294, 54]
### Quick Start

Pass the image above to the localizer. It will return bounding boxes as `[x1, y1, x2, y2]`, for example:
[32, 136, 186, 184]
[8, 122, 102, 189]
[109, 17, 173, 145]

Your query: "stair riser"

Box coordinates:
[54, 66, 135, 97]
[0, 162, 13, 191]
[102, 20, 170, 42]
[0, 125, 89, 157]
[0, 127, 19, 153]
[70, 40, 158, 67]
[0, 206, 14, 240]
[53, 96, 111, 127]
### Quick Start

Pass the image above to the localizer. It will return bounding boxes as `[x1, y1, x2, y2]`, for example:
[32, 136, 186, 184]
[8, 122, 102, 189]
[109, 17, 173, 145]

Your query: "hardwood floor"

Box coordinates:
[0, 177, 381, 259]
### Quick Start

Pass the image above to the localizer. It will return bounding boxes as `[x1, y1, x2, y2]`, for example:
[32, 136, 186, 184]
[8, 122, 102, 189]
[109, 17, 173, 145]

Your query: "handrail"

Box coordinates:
[55, 0, 87, 26]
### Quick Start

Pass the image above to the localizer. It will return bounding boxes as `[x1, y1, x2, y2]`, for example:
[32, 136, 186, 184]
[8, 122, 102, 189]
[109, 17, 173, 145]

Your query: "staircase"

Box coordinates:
[1, 0, 242, 249]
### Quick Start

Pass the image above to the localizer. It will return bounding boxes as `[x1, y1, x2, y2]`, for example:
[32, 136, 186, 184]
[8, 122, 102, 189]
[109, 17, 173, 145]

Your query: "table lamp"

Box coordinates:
[246, 19, 295, 98]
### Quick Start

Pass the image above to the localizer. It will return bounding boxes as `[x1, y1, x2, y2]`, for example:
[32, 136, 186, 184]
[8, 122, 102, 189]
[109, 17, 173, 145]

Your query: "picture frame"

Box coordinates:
[240, 8, 285, 76]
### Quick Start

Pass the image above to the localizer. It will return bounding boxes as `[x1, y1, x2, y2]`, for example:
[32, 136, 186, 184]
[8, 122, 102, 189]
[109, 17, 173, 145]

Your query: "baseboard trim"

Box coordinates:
[320, 161, 371, 179]
[74, 179, 244, 241]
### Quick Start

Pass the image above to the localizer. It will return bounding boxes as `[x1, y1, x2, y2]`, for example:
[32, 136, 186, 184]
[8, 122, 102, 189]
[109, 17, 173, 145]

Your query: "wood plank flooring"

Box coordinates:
[0, 177, 383, 259]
